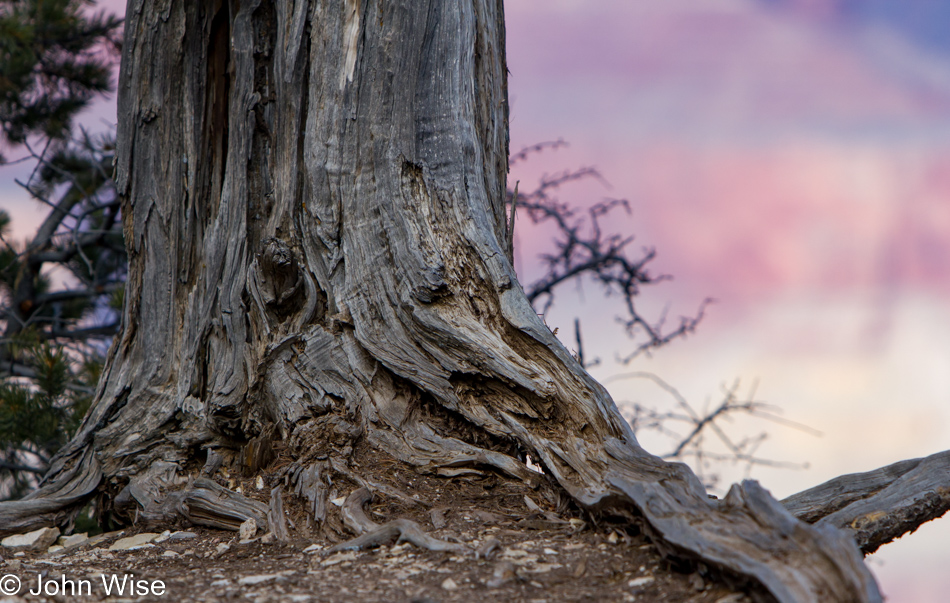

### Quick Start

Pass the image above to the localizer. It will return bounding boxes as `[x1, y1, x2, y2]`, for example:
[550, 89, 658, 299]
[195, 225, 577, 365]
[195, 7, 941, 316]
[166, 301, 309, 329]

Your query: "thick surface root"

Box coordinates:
[783, 450, 950, 554]
[327, 487, 468, 554]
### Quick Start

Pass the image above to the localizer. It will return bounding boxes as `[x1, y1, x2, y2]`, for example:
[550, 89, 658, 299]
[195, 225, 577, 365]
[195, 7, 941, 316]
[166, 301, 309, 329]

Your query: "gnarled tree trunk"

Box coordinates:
[3, 1, 947, 601]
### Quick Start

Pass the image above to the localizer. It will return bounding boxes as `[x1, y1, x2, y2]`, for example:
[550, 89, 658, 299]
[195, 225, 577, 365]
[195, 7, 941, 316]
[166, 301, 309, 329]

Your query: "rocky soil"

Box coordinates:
[0, 457, 760, 602]
[0, 520, 754, 602]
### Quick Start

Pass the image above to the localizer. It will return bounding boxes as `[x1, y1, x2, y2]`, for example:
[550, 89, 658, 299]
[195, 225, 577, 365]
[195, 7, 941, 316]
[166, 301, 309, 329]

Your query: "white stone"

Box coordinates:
[59, 533, 89, 548]
[2, 527, 61, 551]
[169, 531, 197, 540]
[47, 545, 65, 553]
[238, 574, 280, 586]
[330, 496, 346, 507]
[321, 551, 357, 567]
[255, 475, 265, 490]
[215, 543, 230, 556]
[162, 550, 179, 558]
[302, 544, 322, 554]
[524, 562, 561, 573]
[501, 549, 528, 558]
[441, 578, 458, 591]
[109, 533, 161, 551]
[154, 530, 172, 543]
[628, 576, 655, 588]
[239, 518, 257, 541]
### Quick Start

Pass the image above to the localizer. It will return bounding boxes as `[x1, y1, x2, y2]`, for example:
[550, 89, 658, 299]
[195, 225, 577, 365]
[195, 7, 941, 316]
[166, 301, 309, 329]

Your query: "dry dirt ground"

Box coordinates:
[0, 526, 751, 603]
[1, 470, 754, 602]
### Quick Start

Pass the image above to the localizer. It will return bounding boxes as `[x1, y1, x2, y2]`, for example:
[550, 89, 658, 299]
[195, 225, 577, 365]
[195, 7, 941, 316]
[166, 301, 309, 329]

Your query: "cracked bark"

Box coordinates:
[1, 1, 947, 601]
[783, 450, 950, 555]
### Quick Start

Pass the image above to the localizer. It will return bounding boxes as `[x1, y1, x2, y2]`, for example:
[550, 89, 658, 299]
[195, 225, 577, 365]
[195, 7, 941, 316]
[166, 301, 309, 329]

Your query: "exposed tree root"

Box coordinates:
[783, 450, 950, 554]
[4, 3, 949, 602]
[339, 487, 377, 534]
[0, 448, 101, 535]
[327, 487, 468, 554]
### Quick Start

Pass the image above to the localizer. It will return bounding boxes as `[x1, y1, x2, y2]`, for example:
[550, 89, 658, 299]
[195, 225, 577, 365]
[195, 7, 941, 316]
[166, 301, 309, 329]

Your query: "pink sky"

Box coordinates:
[2, 0, 948, 600]
[505, 1, 950, 600]
[506, 1, 950, 311]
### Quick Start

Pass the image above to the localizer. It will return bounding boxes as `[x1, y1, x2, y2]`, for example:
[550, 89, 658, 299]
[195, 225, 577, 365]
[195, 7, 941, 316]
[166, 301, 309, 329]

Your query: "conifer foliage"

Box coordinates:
[0, 0, 121, 148]
[0, 0, 121, 498]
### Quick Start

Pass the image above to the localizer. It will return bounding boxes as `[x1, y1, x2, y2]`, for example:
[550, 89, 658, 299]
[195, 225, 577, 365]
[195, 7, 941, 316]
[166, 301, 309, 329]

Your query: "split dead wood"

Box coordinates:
[326, 487, 467, 554]
[782, 450, 950, 554]
[162, 478, 269, 532]
[267, 486, 291, 542]
[114, 464, 269, 532]
[291, 462, 328, 523]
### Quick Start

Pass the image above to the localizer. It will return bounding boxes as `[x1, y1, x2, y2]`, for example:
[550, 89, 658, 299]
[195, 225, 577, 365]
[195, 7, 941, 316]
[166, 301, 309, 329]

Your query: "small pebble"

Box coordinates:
[239, 518, 257, 541]
[170, 531, 198, 540]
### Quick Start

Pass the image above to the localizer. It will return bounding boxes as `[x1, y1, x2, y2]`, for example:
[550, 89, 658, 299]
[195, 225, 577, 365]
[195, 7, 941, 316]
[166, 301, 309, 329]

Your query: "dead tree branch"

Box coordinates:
[604, 372, 820, 490]
[510, 143, 709, 360]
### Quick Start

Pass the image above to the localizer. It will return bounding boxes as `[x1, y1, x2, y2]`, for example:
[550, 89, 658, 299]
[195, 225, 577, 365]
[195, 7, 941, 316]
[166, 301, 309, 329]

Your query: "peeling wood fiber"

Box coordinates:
[0, 2, 894, 601]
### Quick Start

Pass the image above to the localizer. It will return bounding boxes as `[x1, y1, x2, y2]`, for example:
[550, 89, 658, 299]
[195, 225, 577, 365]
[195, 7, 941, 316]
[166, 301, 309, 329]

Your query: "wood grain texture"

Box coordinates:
[3, 1, 942, 600]
[783, 451, 950, 554]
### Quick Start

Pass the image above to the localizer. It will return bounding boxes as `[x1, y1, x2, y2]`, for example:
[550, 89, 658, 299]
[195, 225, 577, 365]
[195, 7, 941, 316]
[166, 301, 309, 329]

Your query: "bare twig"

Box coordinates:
[509, 152, 707, 358]
[604, 372, 819, 489]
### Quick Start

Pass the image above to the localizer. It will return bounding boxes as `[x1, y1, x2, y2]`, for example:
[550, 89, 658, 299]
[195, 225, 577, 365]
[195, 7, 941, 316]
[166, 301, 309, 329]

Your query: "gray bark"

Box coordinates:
[2, 1, 946, 600]
[783, 450, 950, 554]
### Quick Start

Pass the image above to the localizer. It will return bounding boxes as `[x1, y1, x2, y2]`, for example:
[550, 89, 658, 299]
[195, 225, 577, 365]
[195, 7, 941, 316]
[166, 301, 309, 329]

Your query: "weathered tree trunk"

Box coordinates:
[4, 1, 948, 600]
